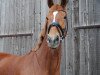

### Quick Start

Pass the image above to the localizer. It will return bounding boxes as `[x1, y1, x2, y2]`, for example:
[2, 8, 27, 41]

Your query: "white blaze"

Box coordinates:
[53, 11, 58, 22]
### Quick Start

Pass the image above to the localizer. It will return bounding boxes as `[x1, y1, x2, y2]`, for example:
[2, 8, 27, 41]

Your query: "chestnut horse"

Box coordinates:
[0, 0, 68, 75]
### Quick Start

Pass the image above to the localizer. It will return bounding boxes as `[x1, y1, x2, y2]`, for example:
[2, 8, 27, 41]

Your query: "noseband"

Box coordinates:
[48, 22, 67, 40]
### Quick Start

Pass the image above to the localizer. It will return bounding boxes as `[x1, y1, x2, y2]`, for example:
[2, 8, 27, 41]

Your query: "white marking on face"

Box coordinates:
[53, 11, 58, 22]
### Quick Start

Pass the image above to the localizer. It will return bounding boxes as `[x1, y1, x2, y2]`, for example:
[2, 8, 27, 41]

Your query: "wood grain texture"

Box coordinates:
[0, 0, 100, 75]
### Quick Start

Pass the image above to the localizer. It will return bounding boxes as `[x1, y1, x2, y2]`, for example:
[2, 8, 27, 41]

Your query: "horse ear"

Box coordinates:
[61, 0, 68, 8]
[47, 0, 54, 8]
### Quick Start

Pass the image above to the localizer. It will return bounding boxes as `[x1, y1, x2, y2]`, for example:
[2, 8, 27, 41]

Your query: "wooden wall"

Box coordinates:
[73, 0, 100, 75]
[0, 0, 48, 54]
[0, 0, 100, 75]
[0, 0, 35, 54]
[0, 0, 66, 75]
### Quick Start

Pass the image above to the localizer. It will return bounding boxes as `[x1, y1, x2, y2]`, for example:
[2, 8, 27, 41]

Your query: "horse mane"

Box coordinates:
[32, 19, 48, 51]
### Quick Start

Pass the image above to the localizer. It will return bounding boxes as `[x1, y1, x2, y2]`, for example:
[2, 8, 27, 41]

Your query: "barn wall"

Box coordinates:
[74, 0, 100, 75]
[0, 0, 48, 54]
[0, 0, 67, 75]
[0, 0, 35, 54]
[0, 0, 100, 75]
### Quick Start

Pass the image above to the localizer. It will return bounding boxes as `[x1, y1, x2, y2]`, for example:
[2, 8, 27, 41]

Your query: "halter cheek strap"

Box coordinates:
[48, 22, 66, 39]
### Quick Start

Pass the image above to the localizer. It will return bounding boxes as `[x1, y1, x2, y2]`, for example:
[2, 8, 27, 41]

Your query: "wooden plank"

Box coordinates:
[87, 29, 97, 75]
[79, 29, 88, 75]
[64, 0, 74, 75]
[15, 0, 21, 34]
[23, 0, 29, 33]
[9, 37, 13, 54]
[74, 25, 100, 29]
[13, 37, 20, 55]
[0, 0, 6, 35]
[73, 0, 80, 75]
[17, 37, 22, 55]
[1, 0, 7, 52]
[61, 40, 66, 75]
[73, 29, 80, 75]
[20, 0, 25, 34]
[88, 0, 95, 25]
[94, 0, 100, 24]
[73, 0, 79, 27]
[33, 0, 41, 47]
[0, 33, 33, 37]
[34, 13, 41, 47]
[14, 0, 17, 34]
[0, 38, 4, 52]
[20, 36, 25, 55]
[79, 0, 87, 26]
[29, 0, 35, 33]
[29, 0, 35, 48]
[12, 37, 16, 54]
[41, 0, 48, 28]
[96, 29, 100, 74]
[0, 0, 4, 52]
[34, 0, 41, 14]
[0, 0, 1, 34]
[8, 0, 15, 34]
[12, 0, 16, 34]
[25, 36, 32, 54]
[3, 37, 10, 54]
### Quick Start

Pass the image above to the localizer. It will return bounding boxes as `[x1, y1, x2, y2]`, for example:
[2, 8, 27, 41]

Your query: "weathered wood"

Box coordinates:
[96, 29, 100, 74]
[0, 0, 100, 75]
[0, 33, 33, 37]
[94, 0, 100, 24]
[0, 0, 1, 34]
[0, 0, 6, 35]
[79, 29, 88, 75]
[73, 29, 80, 75]
[41, 0, 48, 27]
[75, 0, 100, 75]
[74, 25, 100, 30]
[88, 29, 97, 75]
[64, 0, 73, 75]
[0, 38, 4, 52]
[88, 0, 95, 25]
[79, 0, 87, 26]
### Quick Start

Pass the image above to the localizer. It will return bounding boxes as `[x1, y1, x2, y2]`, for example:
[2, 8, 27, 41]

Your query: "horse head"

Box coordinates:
[45, 0, 68, 49]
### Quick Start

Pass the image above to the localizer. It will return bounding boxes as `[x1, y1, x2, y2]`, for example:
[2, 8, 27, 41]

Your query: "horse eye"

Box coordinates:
[46, 17, 48, 20]
[64, 16, 67, 19]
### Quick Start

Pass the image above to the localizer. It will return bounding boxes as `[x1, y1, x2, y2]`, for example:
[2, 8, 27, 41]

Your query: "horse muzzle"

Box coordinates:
[47, 34, 61, 49]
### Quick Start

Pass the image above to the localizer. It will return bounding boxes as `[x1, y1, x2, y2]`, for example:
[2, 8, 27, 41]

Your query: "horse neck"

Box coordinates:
[34, 36, 62, 74]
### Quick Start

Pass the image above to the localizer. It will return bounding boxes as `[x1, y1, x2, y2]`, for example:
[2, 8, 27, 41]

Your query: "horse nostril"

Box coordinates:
[54, 35, 59, 44]
[47, 36, 52, 43]
[56, 36, 59, 41]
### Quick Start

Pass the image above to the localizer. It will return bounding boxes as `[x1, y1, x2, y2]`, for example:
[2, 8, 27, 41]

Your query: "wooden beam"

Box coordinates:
[74, 25, 100, 30]
[0, 33, 33, 38]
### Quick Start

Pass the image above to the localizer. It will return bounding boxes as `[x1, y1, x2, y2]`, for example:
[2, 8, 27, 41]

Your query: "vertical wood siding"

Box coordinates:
[0, 0, 66, 75]
[73, 0, 100, 75]
[0, 0, 35, 55]
[0, 0, 100, 75]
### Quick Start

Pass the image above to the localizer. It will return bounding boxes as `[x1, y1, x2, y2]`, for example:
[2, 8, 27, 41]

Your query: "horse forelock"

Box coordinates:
[49, 4, 65, 12]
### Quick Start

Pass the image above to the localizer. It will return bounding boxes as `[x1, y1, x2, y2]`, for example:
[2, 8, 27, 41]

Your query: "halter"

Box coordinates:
[46, 10, 68, 40]
[48, 22, 66, 40]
